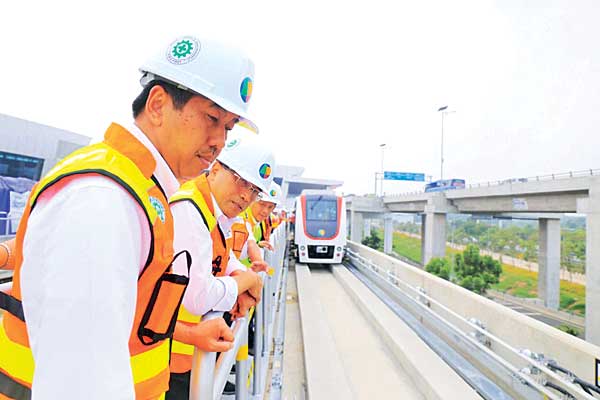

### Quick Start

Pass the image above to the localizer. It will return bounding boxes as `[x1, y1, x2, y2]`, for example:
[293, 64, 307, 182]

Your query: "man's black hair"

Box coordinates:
[131, 79, 195, 118]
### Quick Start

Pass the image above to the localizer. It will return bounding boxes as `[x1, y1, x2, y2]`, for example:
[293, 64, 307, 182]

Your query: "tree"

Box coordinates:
[362, 231, 382, 250]
[454, 245, 502, 294]
[425, 257, 450, 281]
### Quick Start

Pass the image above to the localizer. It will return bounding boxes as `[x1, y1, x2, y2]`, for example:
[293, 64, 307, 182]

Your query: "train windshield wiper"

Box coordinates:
[309, 195, 323, 211]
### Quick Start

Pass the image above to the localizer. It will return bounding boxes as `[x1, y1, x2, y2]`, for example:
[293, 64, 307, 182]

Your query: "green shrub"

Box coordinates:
[557, 324, 580, 337]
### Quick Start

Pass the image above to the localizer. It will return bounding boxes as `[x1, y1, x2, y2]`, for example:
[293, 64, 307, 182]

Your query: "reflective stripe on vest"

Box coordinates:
[0, 123, 177, 400]
[169, 306, 202, 357]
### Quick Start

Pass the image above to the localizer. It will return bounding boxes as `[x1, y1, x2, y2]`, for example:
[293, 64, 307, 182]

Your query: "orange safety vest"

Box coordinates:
[0, 123, 189, 400]
[240, 207, 259, 268]
[229, 221, 249, 260]
[271, 214, 281, 231]
[168, 174, 247, 373]
[259, 215, 272, 242]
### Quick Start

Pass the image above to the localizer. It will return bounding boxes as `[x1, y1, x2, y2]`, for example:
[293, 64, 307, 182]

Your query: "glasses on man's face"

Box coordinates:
[220, 162, 261, 199]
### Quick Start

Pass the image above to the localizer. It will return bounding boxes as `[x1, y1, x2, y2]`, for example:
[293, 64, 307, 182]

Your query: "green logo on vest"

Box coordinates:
[149, 196, 166, 223]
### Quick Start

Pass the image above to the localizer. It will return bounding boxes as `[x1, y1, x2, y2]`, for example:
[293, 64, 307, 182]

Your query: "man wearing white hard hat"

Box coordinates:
[167, 126, 275, 398]
[0, 35, 257, 400]
[239, 181, 283, 268]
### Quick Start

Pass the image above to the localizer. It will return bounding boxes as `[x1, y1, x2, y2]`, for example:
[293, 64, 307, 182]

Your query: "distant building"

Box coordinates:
[0, 113, 91, 235]
[0, 113, 91, 180]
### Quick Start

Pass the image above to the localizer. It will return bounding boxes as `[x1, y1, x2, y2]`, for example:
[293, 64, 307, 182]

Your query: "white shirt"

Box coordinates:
[172, 192, 245, 317]
[20, 123, 179, 400]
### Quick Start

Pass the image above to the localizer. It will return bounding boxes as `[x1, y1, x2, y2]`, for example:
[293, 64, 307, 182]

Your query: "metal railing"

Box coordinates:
[0, 224, 289, 400]
[346, 248, 599, 400]
[0, 212, 20, 236]
[383, 168, 600, 198]
[189, 223, 288, 399]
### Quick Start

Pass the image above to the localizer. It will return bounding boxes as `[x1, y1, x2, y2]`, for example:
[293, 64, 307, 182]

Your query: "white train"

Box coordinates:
[293, 190, 346, 264]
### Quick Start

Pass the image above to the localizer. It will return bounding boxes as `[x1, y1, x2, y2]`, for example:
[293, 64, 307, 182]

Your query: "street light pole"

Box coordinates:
[379, 143, 386, 196]
[437, 106, 455, 181]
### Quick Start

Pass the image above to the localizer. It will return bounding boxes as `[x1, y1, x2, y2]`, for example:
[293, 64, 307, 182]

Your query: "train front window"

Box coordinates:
[304, 195, 339, 239]
[306, 199, 337, 221]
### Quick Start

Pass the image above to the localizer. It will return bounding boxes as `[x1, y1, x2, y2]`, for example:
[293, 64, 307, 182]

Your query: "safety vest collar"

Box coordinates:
[242, 207, 258, 228]
[104, 123, 156, 179]
[169, 175, 217, 232]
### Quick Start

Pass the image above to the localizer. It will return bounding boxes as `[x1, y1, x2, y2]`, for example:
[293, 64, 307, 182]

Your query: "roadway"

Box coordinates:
[389, 251, 586, 337]
[488, 292, 585, 338]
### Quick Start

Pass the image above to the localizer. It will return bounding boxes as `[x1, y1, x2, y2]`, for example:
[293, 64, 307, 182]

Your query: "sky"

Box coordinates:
[1, 0, 599, 195]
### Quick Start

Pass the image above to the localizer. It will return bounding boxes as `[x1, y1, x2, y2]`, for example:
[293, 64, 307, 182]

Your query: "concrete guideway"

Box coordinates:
[347, 241, 600, 400]
[294, 262, 479, 399]
[329, 265, 482, 400]
[311, 267, 426, 400]
[295, 263, 354, 399]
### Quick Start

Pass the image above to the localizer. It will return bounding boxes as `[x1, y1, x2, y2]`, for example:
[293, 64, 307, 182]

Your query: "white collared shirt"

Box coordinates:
[20, 122, 178, 400]
[171, 191, 245, 317]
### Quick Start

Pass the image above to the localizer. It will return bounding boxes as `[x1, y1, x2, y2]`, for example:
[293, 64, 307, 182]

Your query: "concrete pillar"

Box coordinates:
[580, 180, 600, 345]
[422, 212, 446, 266]
[364, 219, 371, 238]
[350, 211, 364, 243]
[346, 210, 351, 239]
[384, 216, 393, 254]
[420, 214, 426, 266]
[538, 218, 561, 310]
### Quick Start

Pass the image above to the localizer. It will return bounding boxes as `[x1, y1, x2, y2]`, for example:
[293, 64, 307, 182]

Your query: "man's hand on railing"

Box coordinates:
[173, 319, 234, 352]
[230, 269, 263, 301]
[248, 273, 263, 303]
[230, 292, 257, 319]
[0, 239, 15, 270]
[258, 240, 274, 251]
[250, 260, 269, 273]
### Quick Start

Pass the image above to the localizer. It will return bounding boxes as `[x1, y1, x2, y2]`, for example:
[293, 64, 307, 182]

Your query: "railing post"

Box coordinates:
[252, 273, 266, 395]
[189, 312, 222, 400]
[235, 332, 249, 400]
[261, 277, 268, 358]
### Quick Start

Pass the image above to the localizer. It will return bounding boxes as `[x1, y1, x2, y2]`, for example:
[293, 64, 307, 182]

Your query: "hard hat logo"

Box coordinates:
[270, 189, 277, 197]
[259, 163, 272, 179]
[226, 138, 240, 150]
[166, 37, 200, 65]
[240, 77, 253, 103]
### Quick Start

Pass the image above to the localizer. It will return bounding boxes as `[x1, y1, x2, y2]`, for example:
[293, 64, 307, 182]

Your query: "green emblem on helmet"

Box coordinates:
[172, 40, 193, 59]
[166, 36, 200, 65]
[226, 138, 240, 149]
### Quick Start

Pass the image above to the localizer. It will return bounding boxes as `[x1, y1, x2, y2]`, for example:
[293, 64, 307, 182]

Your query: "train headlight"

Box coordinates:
[300, 245, 306, 251]
[336, 247, 342, 251]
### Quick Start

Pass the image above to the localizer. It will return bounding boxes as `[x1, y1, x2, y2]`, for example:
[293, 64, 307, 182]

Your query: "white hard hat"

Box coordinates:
[258, 181, 283, 205]
[140, 35, 257, 132]
[217, 126, 275, 193]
